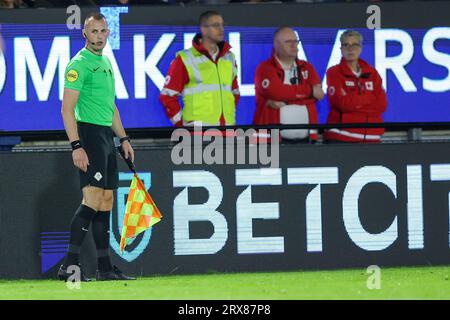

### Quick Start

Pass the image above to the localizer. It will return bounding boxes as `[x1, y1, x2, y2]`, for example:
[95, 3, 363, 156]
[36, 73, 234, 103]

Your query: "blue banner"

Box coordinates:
[0, 24, 449, 131]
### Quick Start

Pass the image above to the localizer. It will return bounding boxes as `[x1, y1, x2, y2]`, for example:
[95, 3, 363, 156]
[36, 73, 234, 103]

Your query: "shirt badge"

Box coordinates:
[66, 69, 78, 82]
[365, 81, 374, 91]
[328, 86, 335, 96]
[345, 81, 355, 87]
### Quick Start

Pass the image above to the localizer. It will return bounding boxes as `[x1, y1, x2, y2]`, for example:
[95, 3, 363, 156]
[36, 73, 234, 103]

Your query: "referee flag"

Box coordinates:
[117, 144, 162, 254]
[120, 173, 162, 254]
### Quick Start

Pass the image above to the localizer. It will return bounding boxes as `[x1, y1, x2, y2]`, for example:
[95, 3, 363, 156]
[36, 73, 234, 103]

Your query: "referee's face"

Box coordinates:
[83, 18, 110, 53]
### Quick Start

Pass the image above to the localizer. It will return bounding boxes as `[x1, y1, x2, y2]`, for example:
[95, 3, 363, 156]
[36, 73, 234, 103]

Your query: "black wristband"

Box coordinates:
[120, 136, 131, 144]
[71, 140, 82, 151]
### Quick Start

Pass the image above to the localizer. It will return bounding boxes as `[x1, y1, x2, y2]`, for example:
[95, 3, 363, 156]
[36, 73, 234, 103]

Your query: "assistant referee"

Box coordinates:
[59, 12, 135, 282]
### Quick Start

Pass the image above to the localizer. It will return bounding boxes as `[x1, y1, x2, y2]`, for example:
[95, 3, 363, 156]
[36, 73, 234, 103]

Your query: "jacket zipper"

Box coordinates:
[357, 77, 365, 141]
[215, 60, 224, 120]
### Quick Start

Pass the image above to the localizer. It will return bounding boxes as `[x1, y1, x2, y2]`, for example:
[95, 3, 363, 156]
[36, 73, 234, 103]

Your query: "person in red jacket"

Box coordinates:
[324, 30, 387, 143]
[253, 27, 324, 143]
[159, 10, 240, 127]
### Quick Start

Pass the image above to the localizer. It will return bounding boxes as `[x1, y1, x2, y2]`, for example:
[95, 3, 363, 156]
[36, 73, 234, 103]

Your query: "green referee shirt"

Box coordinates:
[64, 47, 115, 126]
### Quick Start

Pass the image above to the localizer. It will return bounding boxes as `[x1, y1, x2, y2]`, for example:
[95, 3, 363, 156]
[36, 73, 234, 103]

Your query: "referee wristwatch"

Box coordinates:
[120, 136, 131, 144]
[71, 140, 82, 151]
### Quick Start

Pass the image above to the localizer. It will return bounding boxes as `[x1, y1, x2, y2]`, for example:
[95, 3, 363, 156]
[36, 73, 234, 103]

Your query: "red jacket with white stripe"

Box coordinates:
[253, 54, 322, 141]
[159, 34, 240, 127]
[324, 58, 387, 143]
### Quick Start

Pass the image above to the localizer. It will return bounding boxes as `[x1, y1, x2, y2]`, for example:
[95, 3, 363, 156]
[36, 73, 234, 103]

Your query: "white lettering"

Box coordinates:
[375, 29, 416, 92]
[134, 33, 175, 98]
[0, 48, 5, 93]
[343, 166, 398, 251]
[14, 36, 70, 101]
[236, 168, 284, 254]
[407, 165, 424, 249]
[173, 170, 228, 255]
[429, 164, 450, 248]
[322, 29, 346, 92]
[287, 167, 339, 252]
[423, 27, 450, 92]
[228, 32, 254, 96]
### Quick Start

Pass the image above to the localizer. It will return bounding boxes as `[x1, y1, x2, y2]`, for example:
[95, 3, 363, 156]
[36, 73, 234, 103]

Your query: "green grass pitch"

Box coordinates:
[0, 266, 449, 300]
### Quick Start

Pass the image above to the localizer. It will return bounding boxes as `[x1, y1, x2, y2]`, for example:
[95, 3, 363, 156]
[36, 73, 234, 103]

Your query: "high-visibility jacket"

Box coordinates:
[324, 58, 387, 143]
[160, 34, 240, 126]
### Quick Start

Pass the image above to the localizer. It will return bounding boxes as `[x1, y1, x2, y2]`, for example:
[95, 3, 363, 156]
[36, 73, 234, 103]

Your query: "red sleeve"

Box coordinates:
[291, 63, 322, 105]
[255, 63, 312, 102]
[232, 75, 240, 107]
[307, 64, 321, 86]
[159, 56, 189, 126]
[364, 71, 387, 115]
[326, 68, 373, 113]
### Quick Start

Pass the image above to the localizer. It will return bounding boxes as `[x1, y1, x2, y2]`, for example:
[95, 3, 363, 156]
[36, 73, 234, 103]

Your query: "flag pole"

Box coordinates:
[117, 145, 136, 174]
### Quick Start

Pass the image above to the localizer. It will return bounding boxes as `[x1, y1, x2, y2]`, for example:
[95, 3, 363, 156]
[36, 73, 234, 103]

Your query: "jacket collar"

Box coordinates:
[339, 57, 372, 77]
[270, 52, 307, 70]
[192, 33, 231, 61]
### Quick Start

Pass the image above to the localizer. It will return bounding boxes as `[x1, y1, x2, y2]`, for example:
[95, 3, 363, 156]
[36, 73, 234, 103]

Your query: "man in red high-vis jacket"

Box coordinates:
[324, 30, 387, 143]
[253, 27, 324, 142]
[159, 10, 240, 127]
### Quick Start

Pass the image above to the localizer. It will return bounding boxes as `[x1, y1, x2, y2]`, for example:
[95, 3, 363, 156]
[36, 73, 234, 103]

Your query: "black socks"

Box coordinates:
[92, 211, 113, 272]
[63, 204, 96, 268]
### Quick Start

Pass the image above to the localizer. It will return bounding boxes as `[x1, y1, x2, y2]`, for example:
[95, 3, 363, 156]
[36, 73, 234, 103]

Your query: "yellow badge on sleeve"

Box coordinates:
[66, 69, 78, 82]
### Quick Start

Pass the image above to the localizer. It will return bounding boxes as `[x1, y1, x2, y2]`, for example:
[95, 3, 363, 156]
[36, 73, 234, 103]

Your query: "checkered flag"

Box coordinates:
[117, 146, 162, 254]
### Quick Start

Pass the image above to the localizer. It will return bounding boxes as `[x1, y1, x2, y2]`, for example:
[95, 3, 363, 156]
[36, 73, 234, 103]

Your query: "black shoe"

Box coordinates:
[57, 264, 92, 282]
[96, 265, 137, 281]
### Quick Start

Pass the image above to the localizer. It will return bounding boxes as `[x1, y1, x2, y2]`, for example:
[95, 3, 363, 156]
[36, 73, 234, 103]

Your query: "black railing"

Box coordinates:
[1, 122, 450, 142]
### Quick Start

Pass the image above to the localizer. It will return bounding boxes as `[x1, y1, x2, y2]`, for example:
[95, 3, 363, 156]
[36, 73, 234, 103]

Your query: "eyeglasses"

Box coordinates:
[284, 39, 300, 45]
[342, 43, 361, 49]
[203, 23, 225, 29]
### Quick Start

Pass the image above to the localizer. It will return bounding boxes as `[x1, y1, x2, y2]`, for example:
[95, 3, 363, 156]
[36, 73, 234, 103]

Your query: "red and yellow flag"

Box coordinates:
[119, 173, 162, 253]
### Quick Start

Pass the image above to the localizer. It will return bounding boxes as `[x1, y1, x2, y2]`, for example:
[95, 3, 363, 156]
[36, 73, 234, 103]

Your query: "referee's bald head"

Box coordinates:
[84, 12, 108, 29]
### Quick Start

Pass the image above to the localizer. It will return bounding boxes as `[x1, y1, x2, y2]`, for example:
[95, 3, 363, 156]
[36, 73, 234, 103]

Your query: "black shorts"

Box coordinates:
[77, 122, 118, 190]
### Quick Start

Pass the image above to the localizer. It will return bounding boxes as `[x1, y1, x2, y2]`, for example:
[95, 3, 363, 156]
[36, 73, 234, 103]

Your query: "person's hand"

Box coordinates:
[72, 148, 89, 172]
[121, 140, 135, 163]
[267, 100, 286, 109]
[312, 84, 325, 100]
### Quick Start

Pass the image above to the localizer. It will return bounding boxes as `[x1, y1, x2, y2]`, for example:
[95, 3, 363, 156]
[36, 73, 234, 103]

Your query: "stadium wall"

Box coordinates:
[0, 1, 448, 28]
[1, 142, 450, 279]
